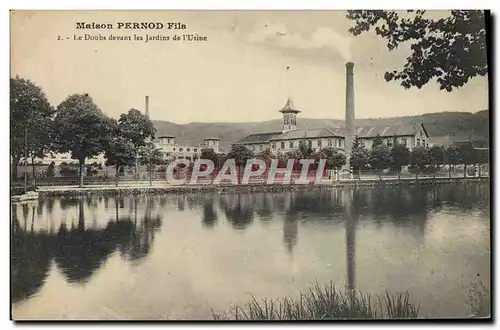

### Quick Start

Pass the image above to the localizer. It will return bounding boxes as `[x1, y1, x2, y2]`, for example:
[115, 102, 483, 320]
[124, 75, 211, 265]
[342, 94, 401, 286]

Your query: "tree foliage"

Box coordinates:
[410, 146, 429, 169]
[227, 145, 254, 167]
[372, 134, 384, 148]
[201, 148, 219, 165]
[390, 142, 410, 172]
[346, 10, 488, 91]
[369, 144, 392, 171]
[53, 94, 114, 186]
[316, 147, 347, 170]
[118, 108, 156, 149]
[350, 138, 370, 171]
[10, 76, 55, 179]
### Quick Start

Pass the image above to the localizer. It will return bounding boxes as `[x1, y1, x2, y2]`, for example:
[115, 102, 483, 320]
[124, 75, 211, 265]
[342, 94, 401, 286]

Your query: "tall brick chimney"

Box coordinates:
[145, 95, 150, 118]
[345, 62, 355, 155]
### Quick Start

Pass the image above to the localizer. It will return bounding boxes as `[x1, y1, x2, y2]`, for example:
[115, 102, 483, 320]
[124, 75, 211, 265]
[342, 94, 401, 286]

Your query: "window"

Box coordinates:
[402, 138, 407, 146]
[179, 148, 184, 152]
[289, 141, 294, 148]
[416, 139, 420, 147]
[281, 142, 285, 149]
[173, 147, 176, 151]
[328, 139, 333, 147]
[272, 142, 276, 149]
[318, 140, 322, 148]
[186, 148, 191, 152]
[194, 148, 198, 152]
[259, 145, 263, 151]
[308, 140, 312, 149]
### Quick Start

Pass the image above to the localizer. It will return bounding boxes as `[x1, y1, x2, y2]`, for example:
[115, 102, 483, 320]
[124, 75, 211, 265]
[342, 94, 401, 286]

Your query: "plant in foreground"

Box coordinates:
[212, 281, 420, 320]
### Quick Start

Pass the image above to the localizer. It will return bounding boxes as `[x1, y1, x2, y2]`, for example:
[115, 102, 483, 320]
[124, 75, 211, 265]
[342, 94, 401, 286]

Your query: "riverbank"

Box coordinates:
[34, 176, 489, 198]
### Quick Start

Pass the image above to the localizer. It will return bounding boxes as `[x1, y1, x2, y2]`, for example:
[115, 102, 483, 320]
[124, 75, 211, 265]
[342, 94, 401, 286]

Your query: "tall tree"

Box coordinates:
[346, 10, 488, 91]
[427, 145, 445, 178]
[369, 144, 392, 179]
[10, 76, 55, 182]
[227, 145, 254, 183]
[390, 142, 410, 180]
[138, 142, 164, 185]
[410, 146, 429, 174]
[444, 145, 461, 178]
[54, 94, 114, 187]
[457, 142, 477, 178]
[317, 147, 347, 180]
[118, 109, 156, 177]
[104, 122, 137, 186]
[350, 138, 370, 179]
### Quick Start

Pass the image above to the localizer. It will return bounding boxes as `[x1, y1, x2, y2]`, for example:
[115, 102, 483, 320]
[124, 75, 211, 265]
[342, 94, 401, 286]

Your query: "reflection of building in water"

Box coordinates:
[10, 196, 163, 302]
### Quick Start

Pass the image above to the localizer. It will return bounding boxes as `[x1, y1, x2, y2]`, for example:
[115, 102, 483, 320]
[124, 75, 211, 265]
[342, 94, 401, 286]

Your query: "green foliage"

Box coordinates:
[104, 135, 136, 169]
[410, 146, 429, 169]
[10, 76, 55, 178]
[350, 137, 369, 171]
[138, 142, 164, 168]
[213, 281, 419, 320]
[427, 145, 445, 169]
[372, 135, 384, 148]
[118, 108, 156, 149]
[317, 147, 347, 170]
[444, 145, 461, 166]
[227, 145, 254, 167]
[200, 148, 219, 165]
[346, 10, 487, 91]
[390, 142, 410, 171]
[54, 94, 113, 162]
[457, 142, 477, 165]
[369, 144, 392, 171]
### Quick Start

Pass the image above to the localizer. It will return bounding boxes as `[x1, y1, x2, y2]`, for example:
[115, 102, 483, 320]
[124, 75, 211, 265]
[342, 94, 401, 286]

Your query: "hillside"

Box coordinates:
[152, 110, 490, 151]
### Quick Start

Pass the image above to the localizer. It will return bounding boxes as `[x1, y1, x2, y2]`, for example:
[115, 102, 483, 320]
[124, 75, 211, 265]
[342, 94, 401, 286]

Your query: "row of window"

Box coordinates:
[268, 139, 344, 150]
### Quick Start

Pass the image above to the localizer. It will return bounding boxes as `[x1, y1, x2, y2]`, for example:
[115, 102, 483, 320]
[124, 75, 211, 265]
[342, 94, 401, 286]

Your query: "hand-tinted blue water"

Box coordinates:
[11, 183, 490, 319]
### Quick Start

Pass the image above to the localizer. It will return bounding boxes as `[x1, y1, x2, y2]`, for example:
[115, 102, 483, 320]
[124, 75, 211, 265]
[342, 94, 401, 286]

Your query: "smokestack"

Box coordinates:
[145, 96, 150, 118]
[345, 62, 355, 155]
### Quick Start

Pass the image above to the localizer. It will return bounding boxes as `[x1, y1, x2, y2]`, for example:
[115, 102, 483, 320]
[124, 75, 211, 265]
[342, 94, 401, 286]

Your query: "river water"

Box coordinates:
[11, 183, 490, 320]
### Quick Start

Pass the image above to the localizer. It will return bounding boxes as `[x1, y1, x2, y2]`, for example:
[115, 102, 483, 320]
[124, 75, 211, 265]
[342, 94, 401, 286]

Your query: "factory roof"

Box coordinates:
[232, 132, 282, 145]
[270, 127, 341, 141]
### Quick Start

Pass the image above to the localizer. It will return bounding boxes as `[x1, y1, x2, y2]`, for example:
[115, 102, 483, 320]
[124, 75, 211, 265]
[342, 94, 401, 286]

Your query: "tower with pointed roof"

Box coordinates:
[279, 98, 300, 133]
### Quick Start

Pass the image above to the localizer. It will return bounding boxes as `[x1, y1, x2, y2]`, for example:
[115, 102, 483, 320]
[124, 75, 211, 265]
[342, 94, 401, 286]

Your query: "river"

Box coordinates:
[11, 182, 490, 319]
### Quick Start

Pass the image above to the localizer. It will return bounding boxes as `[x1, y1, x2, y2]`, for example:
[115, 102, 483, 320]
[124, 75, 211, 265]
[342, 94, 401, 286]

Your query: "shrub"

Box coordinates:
[46, 162, 55, 177]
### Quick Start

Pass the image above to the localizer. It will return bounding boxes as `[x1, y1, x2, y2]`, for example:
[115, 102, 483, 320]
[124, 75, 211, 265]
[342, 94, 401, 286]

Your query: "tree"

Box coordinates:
[10, 76, 55, 182]
[390, 142, 410, 180]
[118, 109, 156, 177]
[457, 142, 477, 178]
[372, 134, 384, 148]
[346, 10, 488, 91]
[369, 144, 392, 179]
[298, 140, 310, 158]
[350, 138, 370, 179]
[410, 146, 429, 179]
[444, 145, 461, 178]
[227, 145, 254, 183]
[427, 145, 445, 178]
[53, 94, 114, 187]
[201, 148, 219, 168]
[317, 147, 347, 180]
[104, 131, 137, 186]
[138, 142, 164, 185]
[475, 148, 489, 177]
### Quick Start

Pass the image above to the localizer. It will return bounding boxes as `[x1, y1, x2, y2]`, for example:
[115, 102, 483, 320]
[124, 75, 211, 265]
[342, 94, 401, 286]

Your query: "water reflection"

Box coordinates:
[11, 183, 490, 311]
[11, 195, 163, 302]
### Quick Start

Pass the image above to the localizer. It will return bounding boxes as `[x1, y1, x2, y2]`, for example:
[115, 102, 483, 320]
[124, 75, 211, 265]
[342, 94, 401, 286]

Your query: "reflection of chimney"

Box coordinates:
[345, 62, 355, 155]
[145, 96, 150, 118]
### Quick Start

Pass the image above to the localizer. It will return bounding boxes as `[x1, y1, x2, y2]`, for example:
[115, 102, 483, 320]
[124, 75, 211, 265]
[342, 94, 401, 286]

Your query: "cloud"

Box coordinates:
[248, 23, 353, 61]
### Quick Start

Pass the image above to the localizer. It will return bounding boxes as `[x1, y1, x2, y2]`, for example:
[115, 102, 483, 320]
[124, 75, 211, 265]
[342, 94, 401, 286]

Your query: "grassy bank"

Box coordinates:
[212, 280, 490, 320]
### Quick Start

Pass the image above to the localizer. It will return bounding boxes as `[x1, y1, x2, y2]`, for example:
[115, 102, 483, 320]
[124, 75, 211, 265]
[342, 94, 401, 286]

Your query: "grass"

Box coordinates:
[466, 279, 490, 318]
[212, 281, 420, 320]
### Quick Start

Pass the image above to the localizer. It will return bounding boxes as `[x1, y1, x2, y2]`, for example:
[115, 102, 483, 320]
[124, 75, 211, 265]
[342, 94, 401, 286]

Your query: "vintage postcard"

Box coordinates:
[10, 10, 490, 321]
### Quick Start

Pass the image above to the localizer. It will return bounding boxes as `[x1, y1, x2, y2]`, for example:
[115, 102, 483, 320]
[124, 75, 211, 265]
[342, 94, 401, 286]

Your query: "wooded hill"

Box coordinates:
[152, 110, 489, 151]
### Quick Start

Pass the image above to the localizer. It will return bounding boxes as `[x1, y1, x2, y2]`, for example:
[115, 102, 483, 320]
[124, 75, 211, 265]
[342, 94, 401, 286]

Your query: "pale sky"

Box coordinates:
[11, 10, 489, 124]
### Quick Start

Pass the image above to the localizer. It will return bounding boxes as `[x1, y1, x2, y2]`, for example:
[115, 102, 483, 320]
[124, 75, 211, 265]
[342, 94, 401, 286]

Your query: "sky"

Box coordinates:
[11, 10, 489, 124]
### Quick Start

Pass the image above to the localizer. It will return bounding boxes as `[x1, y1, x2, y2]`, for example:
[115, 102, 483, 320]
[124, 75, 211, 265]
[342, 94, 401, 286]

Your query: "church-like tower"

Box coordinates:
[279, 98, 300, 133]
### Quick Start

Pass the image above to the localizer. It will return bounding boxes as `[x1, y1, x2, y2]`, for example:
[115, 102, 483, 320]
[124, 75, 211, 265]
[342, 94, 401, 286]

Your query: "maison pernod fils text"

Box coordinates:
[76, 22, 187, 30]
